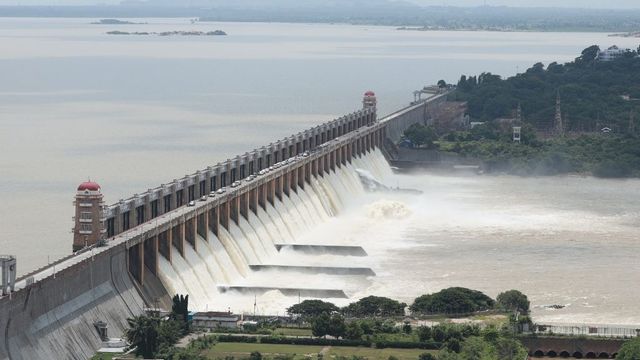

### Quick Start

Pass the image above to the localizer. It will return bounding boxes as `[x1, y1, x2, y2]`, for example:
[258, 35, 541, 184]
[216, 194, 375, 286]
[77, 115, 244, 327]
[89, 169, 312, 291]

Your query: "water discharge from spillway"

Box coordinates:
[156, 149, 388, 312]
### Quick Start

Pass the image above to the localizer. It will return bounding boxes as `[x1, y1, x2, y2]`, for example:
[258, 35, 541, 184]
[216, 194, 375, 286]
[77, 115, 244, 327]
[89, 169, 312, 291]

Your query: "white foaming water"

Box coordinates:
[156, 148, 640, 326]
[157, 149, 384, 312]
[196, 236, 231, 284]
[168, 246, 210, 310]
[216, 227, 250, 277]
[207, 232, 243, 282]
[264, 201, 295, 243]
[366, 200, 412, 219]
[246, 212, 278, 258]
[228, 221, 261, 264]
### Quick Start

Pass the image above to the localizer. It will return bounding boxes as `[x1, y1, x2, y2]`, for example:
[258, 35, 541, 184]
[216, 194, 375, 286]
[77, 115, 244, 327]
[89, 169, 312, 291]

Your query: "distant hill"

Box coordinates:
[3, 3, 640, 32]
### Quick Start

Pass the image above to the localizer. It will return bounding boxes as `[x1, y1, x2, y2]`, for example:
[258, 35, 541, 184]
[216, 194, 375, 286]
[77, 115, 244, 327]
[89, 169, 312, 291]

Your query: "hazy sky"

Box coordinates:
[0, 0, 639, 8]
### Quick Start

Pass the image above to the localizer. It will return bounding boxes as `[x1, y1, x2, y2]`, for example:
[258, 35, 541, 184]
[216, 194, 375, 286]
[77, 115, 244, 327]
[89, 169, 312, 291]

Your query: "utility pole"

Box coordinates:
[554, 90, 564, 137]
[629, 110, 636, 136]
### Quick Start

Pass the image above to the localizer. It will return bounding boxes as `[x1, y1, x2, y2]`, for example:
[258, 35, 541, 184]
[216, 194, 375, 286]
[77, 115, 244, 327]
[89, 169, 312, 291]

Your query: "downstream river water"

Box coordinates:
[0, 18, 638, 325]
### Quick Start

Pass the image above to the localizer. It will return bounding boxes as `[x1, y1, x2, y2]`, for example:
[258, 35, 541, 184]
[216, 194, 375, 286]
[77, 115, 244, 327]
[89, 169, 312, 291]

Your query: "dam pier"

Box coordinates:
[0, 91, 448, 360]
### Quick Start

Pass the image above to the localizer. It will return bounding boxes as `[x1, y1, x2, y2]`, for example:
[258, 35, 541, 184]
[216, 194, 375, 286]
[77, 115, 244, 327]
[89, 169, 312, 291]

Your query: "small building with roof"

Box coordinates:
[598, 46, 628, 62]
[192, 311, 240, 329]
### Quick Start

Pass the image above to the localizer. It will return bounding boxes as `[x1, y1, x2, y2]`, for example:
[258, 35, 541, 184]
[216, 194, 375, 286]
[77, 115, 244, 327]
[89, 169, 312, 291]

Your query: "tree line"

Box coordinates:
[451, 45, 640, 134]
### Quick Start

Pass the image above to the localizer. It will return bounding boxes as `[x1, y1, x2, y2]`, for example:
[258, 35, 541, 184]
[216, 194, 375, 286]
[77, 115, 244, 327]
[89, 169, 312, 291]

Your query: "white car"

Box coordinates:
[200, 196, 207, 201]
[187, 200, 196, 207]
[231, 181, 241, 188]
[209, 191, 216, 198]
[217, 187, 226, 194]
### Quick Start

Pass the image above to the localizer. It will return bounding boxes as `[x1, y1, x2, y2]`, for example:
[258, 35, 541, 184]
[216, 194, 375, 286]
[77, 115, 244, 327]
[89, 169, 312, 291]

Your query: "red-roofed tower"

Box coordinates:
[363, 90, 377, 109]
[72, 180, 105, 252]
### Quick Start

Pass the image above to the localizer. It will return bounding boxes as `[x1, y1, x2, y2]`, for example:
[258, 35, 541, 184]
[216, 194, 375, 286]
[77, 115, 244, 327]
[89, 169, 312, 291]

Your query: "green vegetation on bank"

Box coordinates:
[439, 130, 640, 177]
[120, 288, 531, 359]
[618, 337, 640, 360]
[451, 45, 640, 128]
[402, 47, 640, 177]
[124, 294, 190, 358]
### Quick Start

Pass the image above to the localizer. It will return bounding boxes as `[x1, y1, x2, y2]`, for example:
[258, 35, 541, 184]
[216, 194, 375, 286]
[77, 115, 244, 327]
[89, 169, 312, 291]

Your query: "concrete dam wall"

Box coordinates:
[382, 93, 447, 143]
[0, 245, 145, 360]
[0, 93, 446, 359]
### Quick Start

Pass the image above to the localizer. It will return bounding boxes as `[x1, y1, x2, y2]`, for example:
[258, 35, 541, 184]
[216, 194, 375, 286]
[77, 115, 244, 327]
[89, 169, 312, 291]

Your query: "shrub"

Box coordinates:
[418, 353, 436, 360]
[375, 341, 440, 350]
[216, 335, 257, 343]
[260, 336, 371, 347]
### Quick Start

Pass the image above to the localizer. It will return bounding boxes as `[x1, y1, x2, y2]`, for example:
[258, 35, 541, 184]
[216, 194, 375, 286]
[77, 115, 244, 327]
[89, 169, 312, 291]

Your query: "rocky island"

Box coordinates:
[106, 30, 227, 36]
[91, 19, 146, 25]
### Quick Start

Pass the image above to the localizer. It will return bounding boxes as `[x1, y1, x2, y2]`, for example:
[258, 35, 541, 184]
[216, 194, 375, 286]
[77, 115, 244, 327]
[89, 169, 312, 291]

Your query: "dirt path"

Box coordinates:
[320, 346, 332, 356]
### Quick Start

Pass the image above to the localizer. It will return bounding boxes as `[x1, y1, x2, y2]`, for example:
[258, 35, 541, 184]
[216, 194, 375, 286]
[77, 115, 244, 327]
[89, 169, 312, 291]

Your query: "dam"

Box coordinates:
[0, 91, 448, 360]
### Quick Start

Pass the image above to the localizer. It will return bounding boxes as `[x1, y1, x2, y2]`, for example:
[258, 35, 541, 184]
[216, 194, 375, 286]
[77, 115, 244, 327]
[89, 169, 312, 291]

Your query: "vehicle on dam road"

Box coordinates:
[200, 196, 207, 201]
[187, 200, 196, 207]
[217, 187, 226, 194]
[209, 191, 216, 198]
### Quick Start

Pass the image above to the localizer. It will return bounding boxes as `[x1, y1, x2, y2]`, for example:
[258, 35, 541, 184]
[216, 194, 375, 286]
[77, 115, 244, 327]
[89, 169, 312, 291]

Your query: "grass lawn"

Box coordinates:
[328, 346, 434, 360]
[273, 327, 313, 337]
[90, 353, 127, 360]
[205, 342, 437, 360]
[206, 342, 323, 359]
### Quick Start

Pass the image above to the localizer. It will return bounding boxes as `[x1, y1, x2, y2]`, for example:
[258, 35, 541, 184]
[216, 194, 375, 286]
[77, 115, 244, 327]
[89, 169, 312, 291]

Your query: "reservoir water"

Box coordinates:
[0, 18, 638, 324]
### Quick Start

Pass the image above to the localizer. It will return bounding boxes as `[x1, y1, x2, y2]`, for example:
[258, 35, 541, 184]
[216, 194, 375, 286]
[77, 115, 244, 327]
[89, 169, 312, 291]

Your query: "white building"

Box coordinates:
[192, 311, 239, 329]
[598, 46, 628, 62]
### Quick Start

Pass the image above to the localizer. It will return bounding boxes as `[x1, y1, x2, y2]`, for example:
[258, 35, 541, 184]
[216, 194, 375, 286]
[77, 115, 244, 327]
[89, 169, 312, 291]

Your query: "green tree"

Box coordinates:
[417, 326, 432, 342]
[328, 313, 347, 339]
[496, 290, 530, 314]
[342, 296, 406, 317]
[249, 351, 263, 360]
[344, 322, 364, 340]
[617, 337, 640, 360]
[438, 80, 447, 88]
[157, 319, 184, 352]
[460, 336, 495, 360]
[171, 294, 190, 333]
[437, 350, 461, 360]
[125, 315, 160, 358]
[444, 338, 462, 353]
[403, 322, 412, 334]
[311, 313, 331, 338]
[432, 326, 446, 342]
[403, 124, 438, 149]
[577, 45, 600, 65]
[494, 337, 528, 360]
[410, 288, 495, 315]
[288, 300, 338, 318]
[418, 353, 437, 360]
